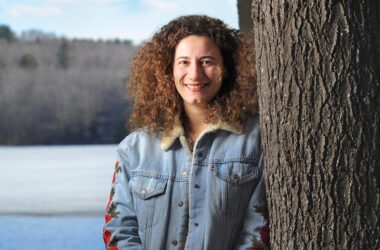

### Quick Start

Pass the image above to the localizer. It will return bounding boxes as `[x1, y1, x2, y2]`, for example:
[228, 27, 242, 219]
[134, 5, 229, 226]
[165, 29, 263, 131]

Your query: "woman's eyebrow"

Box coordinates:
[175, 56, 216, 61]
[175, 56, 190, 61]
[200, 56, 215, 60]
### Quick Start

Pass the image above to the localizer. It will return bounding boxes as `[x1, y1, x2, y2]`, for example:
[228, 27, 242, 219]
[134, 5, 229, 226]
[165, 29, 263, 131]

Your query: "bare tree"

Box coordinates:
[249, 1, 380, 248]
[0, 36, 135, 144]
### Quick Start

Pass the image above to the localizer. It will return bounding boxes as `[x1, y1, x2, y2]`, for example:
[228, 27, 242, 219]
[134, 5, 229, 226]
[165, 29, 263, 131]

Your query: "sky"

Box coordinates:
[0, 0, 239, 45]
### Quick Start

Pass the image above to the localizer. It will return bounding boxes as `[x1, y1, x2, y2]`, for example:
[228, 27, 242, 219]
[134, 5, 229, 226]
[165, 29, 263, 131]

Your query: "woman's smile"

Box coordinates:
[183, 82, 211, 92]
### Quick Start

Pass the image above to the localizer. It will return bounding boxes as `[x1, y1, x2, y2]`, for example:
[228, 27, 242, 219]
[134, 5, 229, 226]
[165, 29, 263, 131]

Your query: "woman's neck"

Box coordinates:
[183, 104, 208, 141]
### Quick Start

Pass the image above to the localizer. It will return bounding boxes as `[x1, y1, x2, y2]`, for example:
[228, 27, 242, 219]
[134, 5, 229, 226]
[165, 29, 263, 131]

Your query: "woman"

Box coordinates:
[103, 15, 269, 250]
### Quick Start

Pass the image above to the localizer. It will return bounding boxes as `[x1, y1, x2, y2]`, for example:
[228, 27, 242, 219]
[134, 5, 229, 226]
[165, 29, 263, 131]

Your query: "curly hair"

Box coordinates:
[127, 15, 258, 135]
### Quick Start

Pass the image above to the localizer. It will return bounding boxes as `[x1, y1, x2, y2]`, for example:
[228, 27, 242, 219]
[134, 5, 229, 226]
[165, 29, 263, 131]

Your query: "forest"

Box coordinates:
[0, 25, 136, 145]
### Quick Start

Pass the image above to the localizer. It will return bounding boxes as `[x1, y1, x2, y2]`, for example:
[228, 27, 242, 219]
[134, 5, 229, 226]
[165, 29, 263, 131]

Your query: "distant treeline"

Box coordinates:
[0, 25, 136, 145]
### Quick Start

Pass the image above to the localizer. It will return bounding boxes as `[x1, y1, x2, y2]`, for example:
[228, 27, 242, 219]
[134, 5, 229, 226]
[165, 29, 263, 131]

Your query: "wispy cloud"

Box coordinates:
[43, 0, 119, 5]
[43, 0, 76, 3]
[7, 4, 63, 18]
[143, 0, 178, 12]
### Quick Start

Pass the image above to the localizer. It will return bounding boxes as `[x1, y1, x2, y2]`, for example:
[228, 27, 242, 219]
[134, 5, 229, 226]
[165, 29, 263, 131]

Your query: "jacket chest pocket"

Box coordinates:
[129, 174, 168, 230]
[211, 160, 259, 218]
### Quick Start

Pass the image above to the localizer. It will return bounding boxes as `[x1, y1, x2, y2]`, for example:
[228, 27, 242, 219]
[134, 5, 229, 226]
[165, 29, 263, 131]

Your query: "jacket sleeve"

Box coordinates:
[103, 147, 143, 250]
[234, 153, 270, 250]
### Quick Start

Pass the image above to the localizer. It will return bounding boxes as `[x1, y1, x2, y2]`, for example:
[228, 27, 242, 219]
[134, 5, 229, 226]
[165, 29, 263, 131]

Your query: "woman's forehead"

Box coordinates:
[174, 35, 222, 58]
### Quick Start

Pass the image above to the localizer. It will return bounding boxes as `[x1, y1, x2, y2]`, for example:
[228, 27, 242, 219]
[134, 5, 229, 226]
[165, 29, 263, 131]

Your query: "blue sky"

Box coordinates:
[0, 0, 239, 44]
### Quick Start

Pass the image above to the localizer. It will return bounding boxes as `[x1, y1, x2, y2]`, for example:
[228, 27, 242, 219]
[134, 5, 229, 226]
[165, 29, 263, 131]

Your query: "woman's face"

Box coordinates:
[173, 35, 224, 109]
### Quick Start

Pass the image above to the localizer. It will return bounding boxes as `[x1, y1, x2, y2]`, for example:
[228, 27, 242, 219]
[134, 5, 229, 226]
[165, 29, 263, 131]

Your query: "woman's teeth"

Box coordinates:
[185, 84, 209, 90]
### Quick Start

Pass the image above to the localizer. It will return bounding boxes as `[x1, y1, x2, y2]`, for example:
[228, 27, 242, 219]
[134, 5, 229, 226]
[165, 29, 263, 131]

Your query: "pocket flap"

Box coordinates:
[213, 161, 258, 185]
[129, 175, 167, 200]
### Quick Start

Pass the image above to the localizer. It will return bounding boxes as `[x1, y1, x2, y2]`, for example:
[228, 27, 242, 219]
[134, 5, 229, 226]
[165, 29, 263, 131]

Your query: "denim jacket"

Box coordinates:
[103, 115, 269, 250]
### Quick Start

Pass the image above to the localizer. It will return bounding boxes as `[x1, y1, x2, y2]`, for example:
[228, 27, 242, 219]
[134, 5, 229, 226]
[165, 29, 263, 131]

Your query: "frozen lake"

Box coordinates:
[0, 145, 118, 249]
[0, 144, 117, 215]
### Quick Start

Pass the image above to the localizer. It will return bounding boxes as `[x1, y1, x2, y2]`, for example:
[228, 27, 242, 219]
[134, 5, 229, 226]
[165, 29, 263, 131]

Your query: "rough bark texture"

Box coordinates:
[250, 1, 380, 249]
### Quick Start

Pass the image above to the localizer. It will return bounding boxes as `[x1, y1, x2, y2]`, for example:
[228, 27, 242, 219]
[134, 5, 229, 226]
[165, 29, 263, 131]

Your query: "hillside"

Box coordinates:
[0, 29, 136, 144]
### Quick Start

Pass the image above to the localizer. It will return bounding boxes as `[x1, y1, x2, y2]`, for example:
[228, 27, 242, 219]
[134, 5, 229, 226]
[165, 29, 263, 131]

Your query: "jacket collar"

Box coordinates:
[160, 115, 243, 151]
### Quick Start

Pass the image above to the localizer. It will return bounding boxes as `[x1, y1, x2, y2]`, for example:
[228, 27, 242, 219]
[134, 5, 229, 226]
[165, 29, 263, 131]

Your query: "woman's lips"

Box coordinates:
[184, 83, 210, 92]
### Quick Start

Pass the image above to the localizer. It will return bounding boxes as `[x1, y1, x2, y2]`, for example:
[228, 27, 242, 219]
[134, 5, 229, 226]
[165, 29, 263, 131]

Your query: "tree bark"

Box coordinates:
[251, 0, 380, 248]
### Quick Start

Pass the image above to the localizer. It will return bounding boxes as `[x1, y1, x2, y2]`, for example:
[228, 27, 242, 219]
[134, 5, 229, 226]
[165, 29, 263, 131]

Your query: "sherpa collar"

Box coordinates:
[160, 115, 243, 151]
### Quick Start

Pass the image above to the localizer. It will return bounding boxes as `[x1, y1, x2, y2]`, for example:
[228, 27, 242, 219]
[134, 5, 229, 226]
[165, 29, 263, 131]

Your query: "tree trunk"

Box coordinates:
[250, 1, 380, 248]
[237, 0, 253, 30]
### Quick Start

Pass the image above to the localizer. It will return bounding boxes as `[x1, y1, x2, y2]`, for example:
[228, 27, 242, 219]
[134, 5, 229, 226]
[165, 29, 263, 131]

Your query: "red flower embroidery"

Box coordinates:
[250, 247, 261, 250]
[103, 228, 119, 250]
[259, 225, 270, 245]
[112, 161, 119, 183]
[105, 192, 113, 212]
[112, 171, 117, 183]
[250, 204, 271, 249]
[105, 214, 112, 223]
[103, 228, 112, 246]
[103, 160, 122, 250]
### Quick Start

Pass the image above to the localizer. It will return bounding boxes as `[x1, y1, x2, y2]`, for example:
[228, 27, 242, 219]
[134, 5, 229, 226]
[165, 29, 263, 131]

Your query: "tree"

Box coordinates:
[56, 38, 71, 69]
[0, 25, 16, 43]
[249, 1, 380, 248]
[0, 56, 6, 81]
[237, 0, 252, 30]
[19, 54, 38, 69]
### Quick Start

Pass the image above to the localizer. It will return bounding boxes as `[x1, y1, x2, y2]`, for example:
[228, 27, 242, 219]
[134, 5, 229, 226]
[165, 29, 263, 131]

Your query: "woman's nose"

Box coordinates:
[188, 63, 203, 81]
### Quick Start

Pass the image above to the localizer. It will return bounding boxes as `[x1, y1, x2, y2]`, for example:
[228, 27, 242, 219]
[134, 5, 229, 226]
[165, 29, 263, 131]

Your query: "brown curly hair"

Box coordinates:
[127, 15, 257, 135]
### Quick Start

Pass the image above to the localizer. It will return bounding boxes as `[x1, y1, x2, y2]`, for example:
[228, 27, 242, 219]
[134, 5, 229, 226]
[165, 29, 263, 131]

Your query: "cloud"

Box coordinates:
[43, 0, 119, 5]
[43, 0, 76, 3]
[143, 0, 178, 12]
[7, 4, 63, 18]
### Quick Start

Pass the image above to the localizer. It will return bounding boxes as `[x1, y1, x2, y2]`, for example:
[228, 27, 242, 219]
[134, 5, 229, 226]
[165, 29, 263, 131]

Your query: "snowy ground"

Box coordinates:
[0, 145, 117, 215]
[0, 145, 118, 249]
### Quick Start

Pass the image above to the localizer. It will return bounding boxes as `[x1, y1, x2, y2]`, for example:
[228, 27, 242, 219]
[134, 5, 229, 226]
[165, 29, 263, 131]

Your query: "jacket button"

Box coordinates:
[232, 174, 240, 181]
[194, 184, 200, 189]
[182, 170, 187, 176]
[195, 222, 199, 227]
[177, 200, 183, 207]
[172, 240, 178, 246]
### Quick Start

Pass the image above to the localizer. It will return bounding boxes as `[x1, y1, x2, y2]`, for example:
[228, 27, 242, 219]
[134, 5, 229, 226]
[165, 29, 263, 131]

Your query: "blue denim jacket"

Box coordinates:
[103, 115, 269, 250]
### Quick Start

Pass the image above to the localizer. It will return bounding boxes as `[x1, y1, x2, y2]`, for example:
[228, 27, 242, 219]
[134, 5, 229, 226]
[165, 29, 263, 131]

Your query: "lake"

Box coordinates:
[0, 145, 118, 249]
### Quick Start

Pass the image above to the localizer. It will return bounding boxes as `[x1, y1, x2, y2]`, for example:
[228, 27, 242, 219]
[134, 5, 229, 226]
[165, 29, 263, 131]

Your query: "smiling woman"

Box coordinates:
[128, 15, 258, 136]
[103, 15, 270, 250]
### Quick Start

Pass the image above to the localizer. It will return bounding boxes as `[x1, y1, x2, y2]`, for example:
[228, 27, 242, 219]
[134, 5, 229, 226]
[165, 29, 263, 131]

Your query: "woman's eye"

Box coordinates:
[201, 60, 213, 66]
[178, 60, 189, 65]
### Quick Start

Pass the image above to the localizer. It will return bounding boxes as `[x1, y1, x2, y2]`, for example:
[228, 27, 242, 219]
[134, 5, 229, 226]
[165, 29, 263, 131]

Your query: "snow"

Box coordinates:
[0, 145, 119, 249]
[0, 145, 117, 215]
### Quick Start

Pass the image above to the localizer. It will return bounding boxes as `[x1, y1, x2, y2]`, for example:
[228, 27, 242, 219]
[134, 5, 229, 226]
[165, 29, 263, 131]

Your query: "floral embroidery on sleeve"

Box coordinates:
[103, 160, 122, 250]
[250, 204, 270, 250]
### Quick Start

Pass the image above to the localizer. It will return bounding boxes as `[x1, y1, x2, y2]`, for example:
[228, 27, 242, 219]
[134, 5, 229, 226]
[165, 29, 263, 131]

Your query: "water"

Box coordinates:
[0, 215, 105, 250]
[0, 145, 118, 249]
